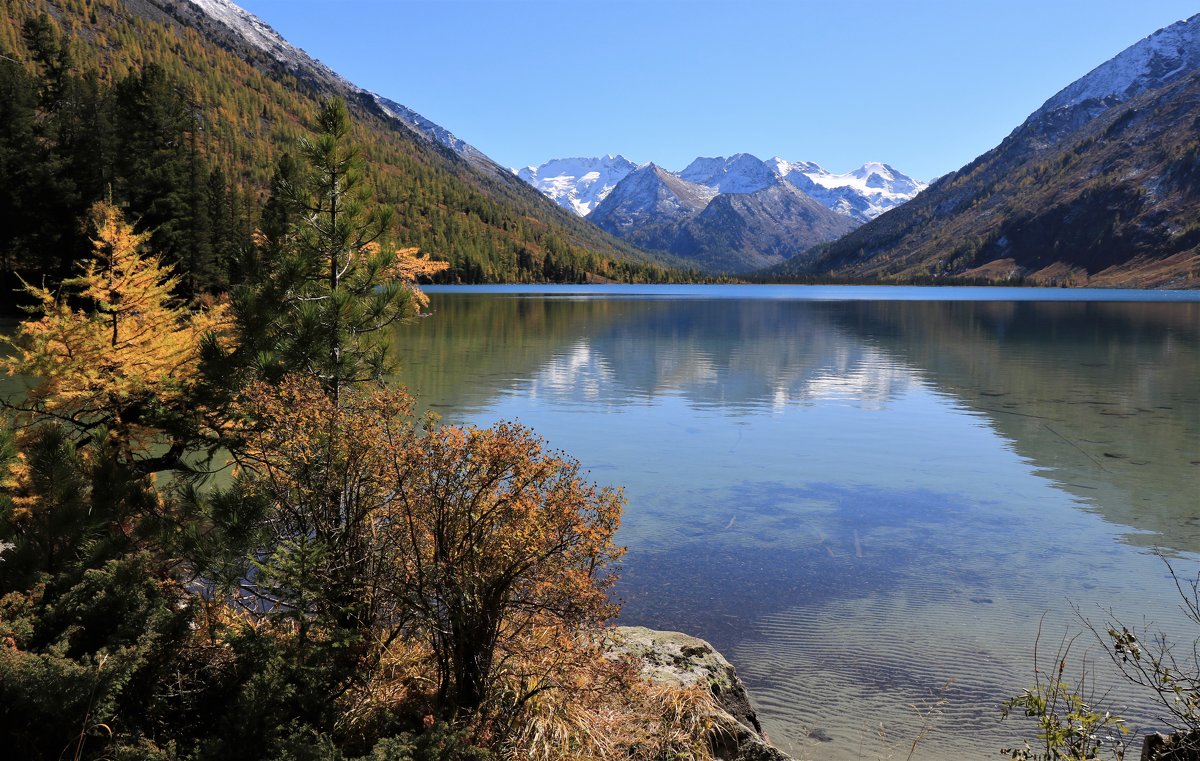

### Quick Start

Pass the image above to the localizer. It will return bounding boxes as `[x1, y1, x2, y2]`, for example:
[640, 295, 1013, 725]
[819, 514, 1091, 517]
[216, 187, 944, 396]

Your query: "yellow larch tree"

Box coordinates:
[1, 200, 231, 470]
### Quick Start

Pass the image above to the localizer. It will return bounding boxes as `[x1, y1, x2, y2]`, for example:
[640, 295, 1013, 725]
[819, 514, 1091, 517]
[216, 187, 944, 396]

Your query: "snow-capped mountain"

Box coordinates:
[1035, 13, 1200, 116]
[682, 155, 926, 222]
[520, 151, 925, 223]
[785, 13, 1200, 288]
[588, 166, 855, 273]
[188, 0, 302, 70]
[588, 164, 718, 248]
[1021, 13, 1200, 147]
[187, 0, 496, 172]
[516, 156, 638, 216]
[768, 159, 927, 222]
[678, 153, 778, 194]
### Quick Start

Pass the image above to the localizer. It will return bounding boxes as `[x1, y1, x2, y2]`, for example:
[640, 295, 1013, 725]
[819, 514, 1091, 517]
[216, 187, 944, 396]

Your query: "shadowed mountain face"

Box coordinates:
[587, 165, 718, 251]
[589, 166, 855, 274]
[777, 14, 1200, 288]
[673, 182, 858, 272]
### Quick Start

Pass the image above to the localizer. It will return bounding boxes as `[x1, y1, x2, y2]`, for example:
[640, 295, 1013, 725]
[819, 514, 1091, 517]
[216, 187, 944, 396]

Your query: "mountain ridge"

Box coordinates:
[516, 155, 639, 216]
[2, 0, 696, 284]
[520, 152, 926, 223]
[588, 166, 855, 273]
[773, 12, 1200, 288]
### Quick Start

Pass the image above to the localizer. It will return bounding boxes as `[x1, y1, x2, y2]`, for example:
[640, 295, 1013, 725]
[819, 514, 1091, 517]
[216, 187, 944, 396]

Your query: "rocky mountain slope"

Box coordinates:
[775, 13, 1200, 287]
[673, 180, 857, 272]
[588, 165, 855, 273]
[587, 164, 719, 249]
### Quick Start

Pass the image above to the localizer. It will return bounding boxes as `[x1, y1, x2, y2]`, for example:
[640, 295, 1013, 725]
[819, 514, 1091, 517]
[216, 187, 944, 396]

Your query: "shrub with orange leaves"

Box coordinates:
[381, 419, 624, 716]
[234, 374, 418, 645]
[232, 374, 624, 725]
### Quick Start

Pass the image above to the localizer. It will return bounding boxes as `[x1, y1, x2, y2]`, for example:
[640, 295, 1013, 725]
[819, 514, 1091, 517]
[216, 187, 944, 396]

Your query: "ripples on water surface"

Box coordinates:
[394, 286, 1200, 761]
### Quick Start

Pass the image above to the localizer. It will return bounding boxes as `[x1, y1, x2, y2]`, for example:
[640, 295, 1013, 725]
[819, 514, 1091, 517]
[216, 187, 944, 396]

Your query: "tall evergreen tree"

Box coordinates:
[240, 98, 444, 404]
[112, 64, 191, 277]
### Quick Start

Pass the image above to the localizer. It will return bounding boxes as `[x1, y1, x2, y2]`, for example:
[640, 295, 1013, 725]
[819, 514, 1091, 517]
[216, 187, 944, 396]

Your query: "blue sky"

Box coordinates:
[234, 0, 1197, 181]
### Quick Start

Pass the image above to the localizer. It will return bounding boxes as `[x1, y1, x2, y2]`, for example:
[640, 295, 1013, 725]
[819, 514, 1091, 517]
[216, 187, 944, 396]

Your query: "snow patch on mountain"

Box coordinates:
[601, 164, 717, 219]
[1037, 13, 1200, 115]
[520, 152, 925, 223]
[374, 96, 481, 160]
[516, 156, 638, 216]
[189, 0, 331, 75]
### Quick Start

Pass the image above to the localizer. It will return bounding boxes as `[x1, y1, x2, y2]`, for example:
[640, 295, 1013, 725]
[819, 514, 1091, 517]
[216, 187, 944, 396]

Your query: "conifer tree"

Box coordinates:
[240, 98, 445, 403]
[0, 201, 230, 472]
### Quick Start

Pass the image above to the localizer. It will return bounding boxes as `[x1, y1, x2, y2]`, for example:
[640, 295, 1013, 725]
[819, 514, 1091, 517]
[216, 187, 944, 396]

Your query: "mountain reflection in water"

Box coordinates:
[393, 287, 1199, 761]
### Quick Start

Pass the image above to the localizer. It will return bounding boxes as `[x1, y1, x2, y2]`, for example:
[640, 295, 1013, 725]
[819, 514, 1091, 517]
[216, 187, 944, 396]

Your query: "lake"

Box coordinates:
[393, 284, 1200, 760]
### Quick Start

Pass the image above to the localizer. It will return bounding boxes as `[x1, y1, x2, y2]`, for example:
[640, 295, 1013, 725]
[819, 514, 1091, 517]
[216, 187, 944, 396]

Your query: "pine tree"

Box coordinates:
[240, 98, 445, 403]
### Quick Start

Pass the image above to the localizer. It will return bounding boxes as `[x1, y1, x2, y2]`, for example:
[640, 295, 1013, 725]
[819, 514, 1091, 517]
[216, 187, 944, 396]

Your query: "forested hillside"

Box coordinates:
[766, 17, 1200, 288]
[0, 0, 689, 300]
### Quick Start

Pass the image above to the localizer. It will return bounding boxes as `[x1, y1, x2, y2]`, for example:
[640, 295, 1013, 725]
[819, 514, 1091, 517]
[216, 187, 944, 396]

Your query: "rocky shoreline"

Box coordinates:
[614, 626, 1200, 761]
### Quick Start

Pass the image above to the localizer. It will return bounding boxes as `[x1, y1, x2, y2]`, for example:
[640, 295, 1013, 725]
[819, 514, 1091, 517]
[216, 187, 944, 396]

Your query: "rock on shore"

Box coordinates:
[611, 626, 795, 761]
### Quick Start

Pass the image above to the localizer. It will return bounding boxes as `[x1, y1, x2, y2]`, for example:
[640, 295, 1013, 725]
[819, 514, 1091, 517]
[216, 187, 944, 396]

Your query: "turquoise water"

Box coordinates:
[395, 286, 1200, 760]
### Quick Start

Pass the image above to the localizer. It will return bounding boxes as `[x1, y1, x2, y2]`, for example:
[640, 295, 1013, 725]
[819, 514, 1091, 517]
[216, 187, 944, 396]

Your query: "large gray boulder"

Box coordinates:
[610, 626, 795, 761]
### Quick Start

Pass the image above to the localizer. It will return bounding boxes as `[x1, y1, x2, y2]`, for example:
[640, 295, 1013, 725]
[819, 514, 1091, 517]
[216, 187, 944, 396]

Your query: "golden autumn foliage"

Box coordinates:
[233, 374, 625, 723]
[378, 243, 450, 312]
[0, 201, 232, 460]
[384, 418, 624, 713]
[234, 375, 417, 642]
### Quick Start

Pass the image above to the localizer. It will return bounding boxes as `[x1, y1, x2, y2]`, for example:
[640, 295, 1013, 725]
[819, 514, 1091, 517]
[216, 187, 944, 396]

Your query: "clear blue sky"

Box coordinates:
[233, 0, 1197, 181]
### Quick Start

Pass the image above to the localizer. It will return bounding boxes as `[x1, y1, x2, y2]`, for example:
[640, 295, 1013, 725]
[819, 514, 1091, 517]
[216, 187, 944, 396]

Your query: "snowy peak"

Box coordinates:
[1037, 14, 1200, 116]
[594, 163, 717, 219]
[516, 155, 638, 216]
[766, 157, 821, 177]
[518, 152, 926, 224]
[188, 0, 306, 72]
[187, 0, 491, 168]
[769, 158, 926, 222]
[842, 162, 924, 197]
[670, 154, 925, 221]
[375, 96, 481, 160]
[589, 161, 856, 273]
[678, 153, 778, 194]
[587, 163, 718, 251]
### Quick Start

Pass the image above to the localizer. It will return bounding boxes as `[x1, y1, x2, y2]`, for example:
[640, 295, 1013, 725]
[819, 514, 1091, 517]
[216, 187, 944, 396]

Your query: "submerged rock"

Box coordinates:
[611, 626, 795, 761]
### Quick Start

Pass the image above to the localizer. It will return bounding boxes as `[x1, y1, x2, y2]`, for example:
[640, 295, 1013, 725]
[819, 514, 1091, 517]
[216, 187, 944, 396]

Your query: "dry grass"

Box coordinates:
[501, 660, 724, 761]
